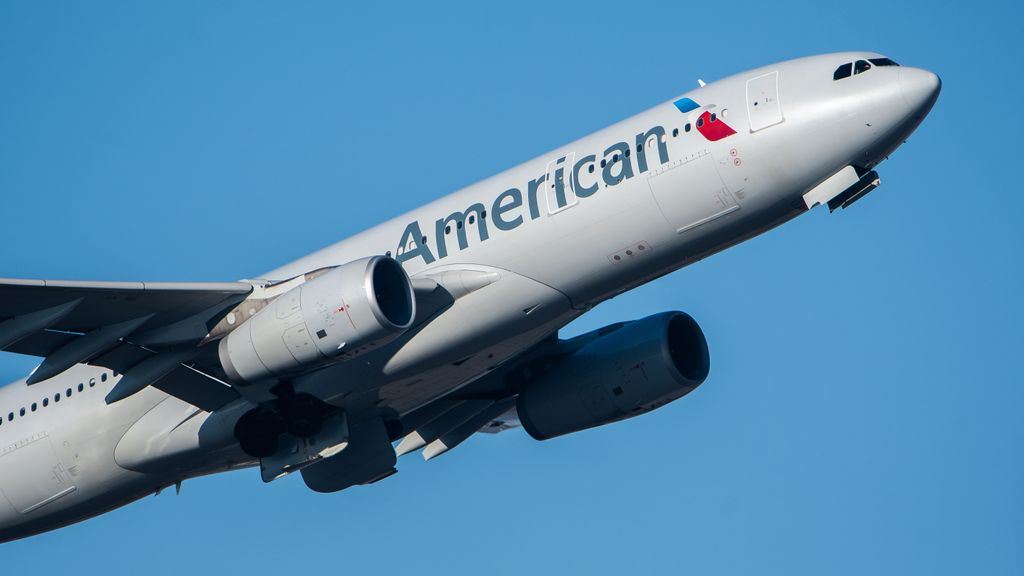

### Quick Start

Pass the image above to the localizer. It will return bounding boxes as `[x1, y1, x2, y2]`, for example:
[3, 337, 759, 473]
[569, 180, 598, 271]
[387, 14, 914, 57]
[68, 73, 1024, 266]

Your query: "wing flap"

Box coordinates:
[2, 330, 78, 359]
[421, 399, 516, 460]
[150, 365, 239, 412]
[0, 299, 81, 350]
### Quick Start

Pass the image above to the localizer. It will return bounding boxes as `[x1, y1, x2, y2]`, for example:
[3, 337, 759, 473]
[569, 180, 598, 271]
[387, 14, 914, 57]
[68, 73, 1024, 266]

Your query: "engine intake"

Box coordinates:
[219, 256, 415, 384]
[517, 311, 710, 440]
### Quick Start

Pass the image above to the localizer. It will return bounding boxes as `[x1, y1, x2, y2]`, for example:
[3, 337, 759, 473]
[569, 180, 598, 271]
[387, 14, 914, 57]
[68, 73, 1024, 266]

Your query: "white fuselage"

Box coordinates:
[0, 52, 940, 542]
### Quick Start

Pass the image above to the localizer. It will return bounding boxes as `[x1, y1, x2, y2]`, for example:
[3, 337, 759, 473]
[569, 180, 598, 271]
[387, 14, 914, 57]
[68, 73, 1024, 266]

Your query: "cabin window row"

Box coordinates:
[1, 371, 111, 428]
[596, 114, 724, 169]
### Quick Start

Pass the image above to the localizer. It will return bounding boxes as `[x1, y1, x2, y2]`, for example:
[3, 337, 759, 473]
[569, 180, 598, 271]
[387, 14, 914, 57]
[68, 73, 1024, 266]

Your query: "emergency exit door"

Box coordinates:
[747, 71, 783, 132]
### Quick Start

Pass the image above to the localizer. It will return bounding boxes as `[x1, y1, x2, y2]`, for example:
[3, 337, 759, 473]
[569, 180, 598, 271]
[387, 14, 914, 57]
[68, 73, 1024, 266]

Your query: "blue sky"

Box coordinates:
[1, 1, 1022, 573]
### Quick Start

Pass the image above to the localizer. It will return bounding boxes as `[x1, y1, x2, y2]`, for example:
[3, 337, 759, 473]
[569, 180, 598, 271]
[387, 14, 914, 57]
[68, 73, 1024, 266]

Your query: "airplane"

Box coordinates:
[0, 52, 939, 542]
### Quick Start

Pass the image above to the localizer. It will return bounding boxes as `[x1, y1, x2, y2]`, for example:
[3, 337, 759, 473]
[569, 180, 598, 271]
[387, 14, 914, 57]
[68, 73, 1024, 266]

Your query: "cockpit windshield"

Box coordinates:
[833, 63, 853, 81]
[869, 57, 899, 67]
[833, 56, 900, 81]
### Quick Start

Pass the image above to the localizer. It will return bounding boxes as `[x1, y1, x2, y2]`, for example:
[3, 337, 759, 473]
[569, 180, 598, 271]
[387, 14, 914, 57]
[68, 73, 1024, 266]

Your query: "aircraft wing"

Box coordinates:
[389, 334, 577, 462]
[0, 278, 253, 410]
[475, 405, 521, 434]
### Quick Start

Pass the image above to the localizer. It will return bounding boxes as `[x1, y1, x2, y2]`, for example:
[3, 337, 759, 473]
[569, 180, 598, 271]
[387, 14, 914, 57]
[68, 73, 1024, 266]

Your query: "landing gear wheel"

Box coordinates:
[235, 409, 284, 458]
[286, 414, 321, 438]
[239, 432, 279, 459]
[283, 395, 323, 438]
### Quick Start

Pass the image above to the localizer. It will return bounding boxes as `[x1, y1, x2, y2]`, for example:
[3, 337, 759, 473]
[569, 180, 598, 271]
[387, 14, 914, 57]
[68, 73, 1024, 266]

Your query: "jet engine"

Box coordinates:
[516, 311, 710, 440]
[219, 256, 415, 384]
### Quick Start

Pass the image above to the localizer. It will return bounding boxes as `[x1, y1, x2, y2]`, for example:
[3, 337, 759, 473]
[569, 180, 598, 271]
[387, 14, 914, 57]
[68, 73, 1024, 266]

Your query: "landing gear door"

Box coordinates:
[747, 71, 783, 132]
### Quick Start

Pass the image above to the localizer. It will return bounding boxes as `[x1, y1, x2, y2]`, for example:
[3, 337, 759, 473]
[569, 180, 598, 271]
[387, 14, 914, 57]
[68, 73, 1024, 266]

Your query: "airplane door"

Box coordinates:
[543, 153, 579, 215]
[648, 150, 740, 234]
[747, 71, 784, 132]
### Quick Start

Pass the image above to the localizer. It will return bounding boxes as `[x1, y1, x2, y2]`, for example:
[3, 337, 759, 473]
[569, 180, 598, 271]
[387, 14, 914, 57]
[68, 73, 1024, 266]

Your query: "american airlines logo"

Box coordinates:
[394, 98, 734, 265]
[672, 97, 737, 142]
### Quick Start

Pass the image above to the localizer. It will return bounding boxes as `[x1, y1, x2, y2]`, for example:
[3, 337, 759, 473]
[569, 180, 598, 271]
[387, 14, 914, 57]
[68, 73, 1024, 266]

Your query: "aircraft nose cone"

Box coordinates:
[899, 67, 941, 117]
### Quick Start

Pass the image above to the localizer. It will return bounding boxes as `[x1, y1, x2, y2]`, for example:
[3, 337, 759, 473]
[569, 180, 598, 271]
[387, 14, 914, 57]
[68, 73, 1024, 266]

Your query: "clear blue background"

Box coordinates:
[1, 1, 1021, 573]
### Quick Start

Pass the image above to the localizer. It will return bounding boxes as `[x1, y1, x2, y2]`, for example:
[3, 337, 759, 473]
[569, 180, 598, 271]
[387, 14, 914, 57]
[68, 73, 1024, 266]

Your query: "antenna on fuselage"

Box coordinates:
[697, 79, 706, 87]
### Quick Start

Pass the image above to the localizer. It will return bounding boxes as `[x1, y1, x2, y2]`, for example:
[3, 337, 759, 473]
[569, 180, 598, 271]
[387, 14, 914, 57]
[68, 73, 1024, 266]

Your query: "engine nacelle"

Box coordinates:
[516, 311, 710, 440]
[219, 256, 415, 384]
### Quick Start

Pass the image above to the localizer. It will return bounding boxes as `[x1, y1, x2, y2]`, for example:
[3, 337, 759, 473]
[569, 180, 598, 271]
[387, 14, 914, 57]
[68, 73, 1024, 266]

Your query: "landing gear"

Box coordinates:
[281, 394, 323, 438]
[234, 385, 334, 458]
[235, 408, 284, 458]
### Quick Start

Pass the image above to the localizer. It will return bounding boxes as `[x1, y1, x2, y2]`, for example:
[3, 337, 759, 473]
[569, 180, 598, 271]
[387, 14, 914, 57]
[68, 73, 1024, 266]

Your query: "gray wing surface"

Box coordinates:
[0, 278, 253, 410]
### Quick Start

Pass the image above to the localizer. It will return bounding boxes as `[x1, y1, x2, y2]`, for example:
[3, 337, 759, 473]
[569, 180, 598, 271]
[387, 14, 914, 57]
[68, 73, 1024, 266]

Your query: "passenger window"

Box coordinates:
[684, 123, 691, 132]
[854, 60, 871, 75]
[78, 383, 84, 392]
[42, 398, 48, 407]
[833, 63, 853, 80]
[869, 57, 899, 67]
[101, 373, 108, 382]
[7, 413, 12, 421]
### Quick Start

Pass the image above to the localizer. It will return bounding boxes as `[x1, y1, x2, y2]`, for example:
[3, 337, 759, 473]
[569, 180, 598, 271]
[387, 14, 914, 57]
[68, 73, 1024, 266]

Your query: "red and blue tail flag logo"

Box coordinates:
[673, 97, 736, 142]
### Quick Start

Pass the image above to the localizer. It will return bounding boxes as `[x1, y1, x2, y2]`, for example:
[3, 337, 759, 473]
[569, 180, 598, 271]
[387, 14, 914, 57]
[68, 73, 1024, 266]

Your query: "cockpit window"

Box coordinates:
[869, 57, 899, 67]
[835, 57, 899, 81]
[833, 63, 853, 81]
